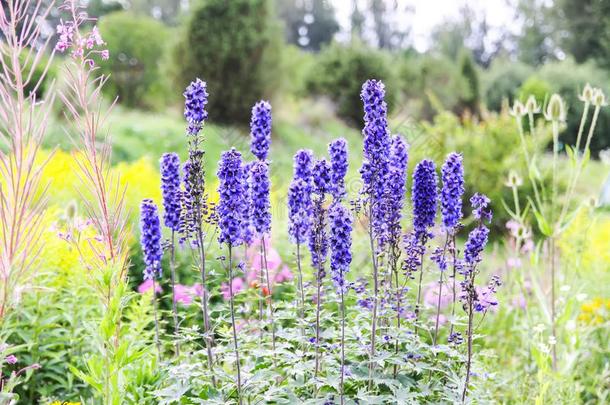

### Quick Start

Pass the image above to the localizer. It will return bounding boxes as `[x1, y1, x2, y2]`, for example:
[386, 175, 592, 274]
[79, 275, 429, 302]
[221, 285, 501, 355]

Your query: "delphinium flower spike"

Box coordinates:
[181, 78, 216, 385]
[411, 158, 438, 332]
[288, 149, 314, 340]
[384, 135, 408, 376]
[329, 202, 353, 404]
[461, 193, 494, 402]
[309, 158, 331, 378]
[434, 152, 464, 345]
[140, 199, 163, 358]
[249, 100, 277, 357]
[160, 152, 182, 355]
[217, 148, 246, 404]
[358, 79, 391, 386]
[329, 138, 349, 201]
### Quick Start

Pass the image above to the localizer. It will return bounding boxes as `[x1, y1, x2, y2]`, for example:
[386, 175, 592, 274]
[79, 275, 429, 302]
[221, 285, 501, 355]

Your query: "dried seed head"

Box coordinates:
[545, 94, 566, 122]
[510, 100, 526, 118]
[592, 88, 607, 107]
[504, 170, 523, 188]
[579, 83, 594, 103]
[524, 95, 541, 114]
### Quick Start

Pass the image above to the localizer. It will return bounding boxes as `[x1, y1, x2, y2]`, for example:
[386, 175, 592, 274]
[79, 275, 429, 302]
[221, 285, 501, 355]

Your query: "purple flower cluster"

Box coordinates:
[412, 159, 438, 238]
[241, 161, 255, 245]
[249, 161, 271, 236]
[160, 153, 182, 231]
[471, 193, 492, 223]
[464, 226, 490, 266]
[294, 149, 314, 184]
[329, 138, 348, 200]
[329, 203, 353, 293]
[312, 159, 332, 196]
[441, 153, 465, 231]
[140, 199, 163, 280]
[180, 156, 206, 246]
[384, 135, 409, 245]
[359, 80, 391, 238]
[217, 148, 246, 246]
[184, 78, 208, 135]
[288, 177, 313, 244]
[474, 275, 502, 312]
[250, 101, 272, 161]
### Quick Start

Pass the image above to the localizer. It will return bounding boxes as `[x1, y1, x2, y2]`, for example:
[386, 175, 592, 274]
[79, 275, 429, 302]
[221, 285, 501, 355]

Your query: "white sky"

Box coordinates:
[332, 0, 519, 52]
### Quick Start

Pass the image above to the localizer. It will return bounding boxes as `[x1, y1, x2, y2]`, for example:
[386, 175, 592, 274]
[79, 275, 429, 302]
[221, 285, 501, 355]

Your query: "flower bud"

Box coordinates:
[579, 83, 594, 103]
[504, 170, 523, 188]
[545, 94, 566, 122]
[592, 88, 607, 107]
[510, 100, 526, 118]
[524, 95, 541, 114]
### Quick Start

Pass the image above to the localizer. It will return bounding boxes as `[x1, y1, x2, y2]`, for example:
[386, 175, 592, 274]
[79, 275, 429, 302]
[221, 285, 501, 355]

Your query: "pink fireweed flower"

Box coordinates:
[5, 355, 17, 365]
[221, 277, 245, 300]
[173, 284, 204, 305]
[137, 279, 162, 294]
[423, 282, 453, 308]
[274, 265, 293, 283]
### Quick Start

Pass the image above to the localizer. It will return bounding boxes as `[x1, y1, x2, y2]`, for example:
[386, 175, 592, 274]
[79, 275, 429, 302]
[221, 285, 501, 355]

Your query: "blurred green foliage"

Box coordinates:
[482, 57, 533, 111]
[306, 41, 398, 125]
[174, 0, 283, 124]
[98, 11, 169, 109]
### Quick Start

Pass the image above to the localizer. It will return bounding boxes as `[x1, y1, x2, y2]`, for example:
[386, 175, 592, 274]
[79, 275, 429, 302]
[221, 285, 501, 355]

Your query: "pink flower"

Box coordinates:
[274, 265, 293, 283]
[137, 279, 162, 294]
[5, 355, 17, 365]
[173, 284, 204, 305]
[101, 49, 109, 60]
[423, 282, 453, 308]
[220, 278, 244, 300]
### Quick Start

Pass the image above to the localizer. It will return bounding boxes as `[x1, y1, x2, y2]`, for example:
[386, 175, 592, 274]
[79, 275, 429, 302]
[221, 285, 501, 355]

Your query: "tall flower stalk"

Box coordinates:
[181, 78, 216, 384]
[160, 152, 182, 356]
[249, 100, 276, 355]
[411, 159, 438, 333]
[358, 80, 391, 385]
[434, 153, 464, 345]
[217, 148, 247, 404]
[329, 202, 353, 405]
[309, 159, 331, 379]
[0, 0, 55, 320]
[288, 149, 314, 342]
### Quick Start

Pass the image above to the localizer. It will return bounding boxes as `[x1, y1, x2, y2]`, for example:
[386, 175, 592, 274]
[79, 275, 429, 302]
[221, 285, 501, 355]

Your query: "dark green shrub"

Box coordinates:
[307, 41, 398, 125]
[176, 0, 283, 124]
[98, 11, 169, 109]
[538, 58, 610, 155]
[482, 57, 533, 111]
[518, 76, 552, 105]
[398, 53, 466, 120]
[457, 49, 480, 116]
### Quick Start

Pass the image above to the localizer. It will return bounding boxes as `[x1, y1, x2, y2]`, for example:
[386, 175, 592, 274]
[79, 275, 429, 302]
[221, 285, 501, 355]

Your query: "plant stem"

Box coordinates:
[462, 280, 474, 403]
[433, 234, 451, 345]
[414, 234, 428, 335]
[367, 203, 379, 389]
[296, 241, 306, 344]
[197, 229, 216, 387]
[392, 244, 401, 379]
[259, 241, 265, 343]
[314, 274, 323, 380]
[261, 236, 277, 359]
[449, 234, 458, 338]
[340, 289, 346, 405]
[228, 245, 243, 405]
[169, 231, 180, 357]
[152, 278, 162, 360]
[550, 237, 557, 370]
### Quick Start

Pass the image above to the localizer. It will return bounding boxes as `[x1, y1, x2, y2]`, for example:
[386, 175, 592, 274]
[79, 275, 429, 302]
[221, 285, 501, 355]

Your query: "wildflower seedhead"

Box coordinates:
[524, 96, 541, 114]
[579, 83, 594, 103]
[592, 88, 607, 107]
[510, 100, 526, 118]
[545, 94, 566, 122]
[504, 170, 523, 188]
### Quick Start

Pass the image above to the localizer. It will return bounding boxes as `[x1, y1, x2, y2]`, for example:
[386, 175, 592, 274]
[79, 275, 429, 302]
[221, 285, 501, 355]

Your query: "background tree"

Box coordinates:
[276, 0, 339, 51]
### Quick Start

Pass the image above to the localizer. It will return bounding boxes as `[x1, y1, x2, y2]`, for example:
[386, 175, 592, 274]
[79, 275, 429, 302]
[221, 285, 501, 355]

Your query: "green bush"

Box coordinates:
[537, 58, 610, 155]
[306, 42, 398, 125]
[175, 0, 283, 124]
[98, 11, 169, 109]
[482, 57, 533, 111]
[398, 53, 467, 120]
[457, 49, 481, 116]
[19, 49, 57, 99]
[517, 75, 552, 105]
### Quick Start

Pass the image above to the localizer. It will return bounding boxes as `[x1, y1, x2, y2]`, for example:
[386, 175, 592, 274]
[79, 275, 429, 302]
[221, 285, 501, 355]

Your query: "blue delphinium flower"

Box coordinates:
[464, 224, 490, 266]
[241, 161, 254, 245]
[160, 153, 182, 232]
[288, 177, 313, 244]
[312, 159, 332, 196]
[383, 135, 409, 246]
[140, 199, 163, 280]
[250, 101, 272, 161]
[249, 160, 271, 236]
[412, 159, 438, 238]
[471, 193, 492, 223]
[217, 148, 246, 246]
[294, 149, 314, 185]
[329, 202, 353, 293]
[359, 79, 391, 238]
[329, 138, 348, 200]
[184, 78, 208, 136]
[441, 152, 465, 232]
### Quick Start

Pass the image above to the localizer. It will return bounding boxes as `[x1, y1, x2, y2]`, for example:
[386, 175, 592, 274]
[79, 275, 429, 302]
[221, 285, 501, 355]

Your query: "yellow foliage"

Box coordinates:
[558, 210, 610, 272]
[578, 298, 610, 325]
